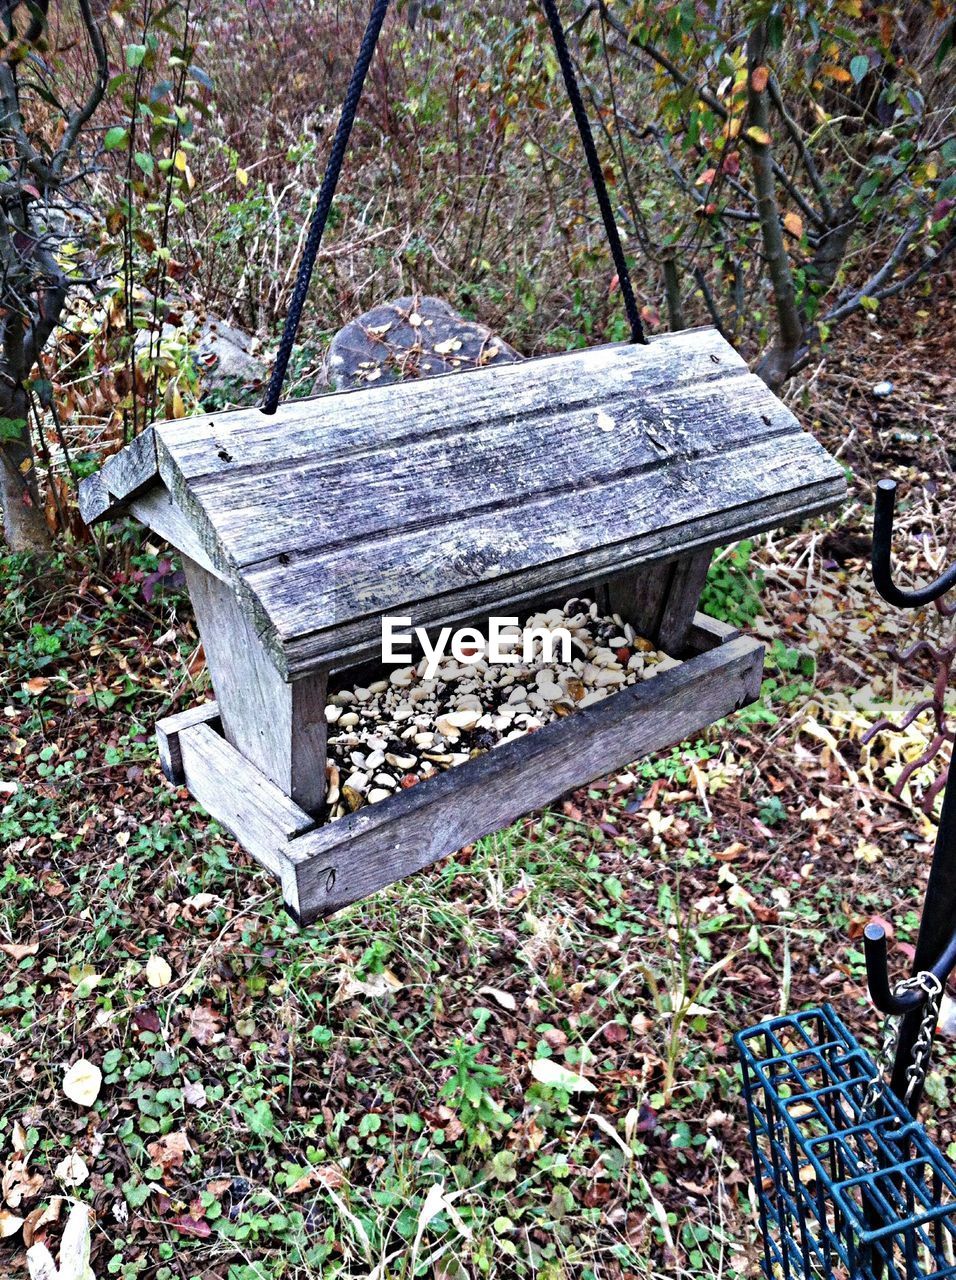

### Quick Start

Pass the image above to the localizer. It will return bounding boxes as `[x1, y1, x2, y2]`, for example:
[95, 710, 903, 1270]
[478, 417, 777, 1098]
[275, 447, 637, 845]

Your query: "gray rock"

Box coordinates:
[326, 295, 523, 391]
[197, 316, 266, 390]
[130, 312, 266, 393]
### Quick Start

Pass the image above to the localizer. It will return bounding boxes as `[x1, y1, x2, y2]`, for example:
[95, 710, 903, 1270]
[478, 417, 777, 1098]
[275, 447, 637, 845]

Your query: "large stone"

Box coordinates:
[326, 295, 522, 391]
[131, 313, 266, 395]
[197, 316, 267, 390]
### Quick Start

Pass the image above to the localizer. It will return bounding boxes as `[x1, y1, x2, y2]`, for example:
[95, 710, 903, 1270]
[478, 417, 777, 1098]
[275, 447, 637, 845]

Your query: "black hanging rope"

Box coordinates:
[263, 0, 645, 415]
[262, 0, 391, 414]
[538, 0, 645, 347]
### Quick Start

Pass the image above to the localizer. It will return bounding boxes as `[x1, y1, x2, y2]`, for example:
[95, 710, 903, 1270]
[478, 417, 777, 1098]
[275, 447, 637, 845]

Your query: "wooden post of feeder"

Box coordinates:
[605, 549, 714, 656]
[181, 557, 329, 813]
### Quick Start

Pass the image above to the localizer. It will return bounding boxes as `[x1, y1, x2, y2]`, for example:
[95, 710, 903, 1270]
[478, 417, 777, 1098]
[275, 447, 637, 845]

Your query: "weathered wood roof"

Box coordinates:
[80, 327, 846, 678]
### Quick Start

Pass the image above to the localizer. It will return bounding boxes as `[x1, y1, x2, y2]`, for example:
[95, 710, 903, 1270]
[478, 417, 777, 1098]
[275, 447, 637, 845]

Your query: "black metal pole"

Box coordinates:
[890, 778, 956, 1113]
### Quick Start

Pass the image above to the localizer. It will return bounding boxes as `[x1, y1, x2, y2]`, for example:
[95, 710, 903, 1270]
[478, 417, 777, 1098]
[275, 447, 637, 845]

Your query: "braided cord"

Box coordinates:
[262, 0, 392, 414]
[264, 0, 646, 413]
[538, 0, 645, 346]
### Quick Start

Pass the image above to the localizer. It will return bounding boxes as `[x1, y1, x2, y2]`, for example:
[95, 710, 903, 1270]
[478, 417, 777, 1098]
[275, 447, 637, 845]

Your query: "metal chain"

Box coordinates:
[862, 971, 943, 1117]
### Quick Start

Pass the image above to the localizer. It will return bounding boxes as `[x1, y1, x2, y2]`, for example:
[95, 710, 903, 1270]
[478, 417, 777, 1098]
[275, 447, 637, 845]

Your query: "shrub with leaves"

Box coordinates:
[586, 0, 954, 384]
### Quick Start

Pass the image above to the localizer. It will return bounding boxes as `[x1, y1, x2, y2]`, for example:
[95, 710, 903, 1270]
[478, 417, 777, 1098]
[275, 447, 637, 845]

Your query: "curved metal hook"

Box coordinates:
[864, 921, 956, 1016]
[872, 479, 956, 609]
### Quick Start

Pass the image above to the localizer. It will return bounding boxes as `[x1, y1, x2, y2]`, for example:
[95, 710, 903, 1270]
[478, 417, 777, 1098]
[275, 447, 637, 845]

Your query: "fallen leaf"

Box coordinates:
[186, 1004, 223, 1045]
[62, 1059, 102, 1107]
[169, 1214, 210, 1239]
[25, 678, 50, 696]
[750, 65, 769, 92]
[146, 1131, 190, 1173]
[22, 1197, 62, 1249]
[337, 969, 403, 1002]
[530, 1058, 597, 1092]
[183, 1079, 207, 1109]
[783, 211, 804, 238]
[413, 1182, 472, 1256]
[132, 1007, 161, 1034]
[27, 1203, 92, 1280]
[145, 954, 172, 988]
[3, 1159, 44, 1207]
[26, 1245, 58, 1280]
[54, 1153, 89, 1187]
[0, 1208, 24, 1237]
[182, 892, 217, 911]
[289, 1161, 344, 1194]
[50, 1201, 94, 1280]
[477, 986, 517, 1011]
[0, 940, 38, 961]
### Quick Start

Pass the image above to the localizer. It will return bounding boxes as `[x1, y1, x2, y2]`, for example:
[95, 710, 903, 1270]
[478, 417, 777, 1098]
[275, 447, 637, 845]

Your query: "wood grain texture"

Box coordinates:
[182, 370, 779, 567]
[656, 553, 714, 652]
[78, 470, 111, 524]
[283, 617, 764, 922]
[605, 549, 713, 654]
[264, 440, 843, 676]
[182, 557, 331, 811]
[176, 719, 316, 908]
[686, 613, 740, 650]
[100, 428, 158, 505]
[129, 489, 226, 581]
[156, 700, 221, 783]
[162, 329, 752, 481]
[79, 328, 846, 677]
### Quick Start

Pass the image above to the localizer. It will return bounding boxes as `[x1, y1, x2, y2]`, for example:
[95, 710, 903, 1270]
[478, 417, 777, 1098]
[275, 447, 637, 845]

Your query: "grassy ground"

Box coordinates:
[1, 293, 955, 1279]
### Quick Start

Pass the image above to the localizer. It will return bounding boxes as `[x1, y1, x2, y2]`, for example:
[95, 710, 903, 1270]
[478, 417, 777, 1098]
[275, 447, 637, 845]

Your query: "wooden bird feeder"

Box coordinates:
[80, 327, 846, 923]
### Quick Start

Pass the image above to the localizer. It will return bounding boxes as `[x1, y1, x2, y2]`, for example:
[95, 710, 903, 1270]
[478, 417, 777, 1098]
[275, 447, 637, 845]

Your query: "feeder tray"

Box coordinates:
[737, 1005, 956, 1279]
[80, 327, 846, 922]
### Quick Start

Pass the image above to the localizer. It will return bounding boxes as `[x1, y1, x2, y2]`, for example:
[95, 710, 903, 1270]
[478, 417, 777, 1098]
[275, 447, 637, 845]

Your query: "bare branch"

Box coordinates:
[767, 73, 834, 224]
[0, 59, 50, 182]
[598, 4, 825, 233]
[823, 227, 954, 325]
[692, 264, 731, 340]
[52, 0, 108, 176]
[23, 243, 68, 369]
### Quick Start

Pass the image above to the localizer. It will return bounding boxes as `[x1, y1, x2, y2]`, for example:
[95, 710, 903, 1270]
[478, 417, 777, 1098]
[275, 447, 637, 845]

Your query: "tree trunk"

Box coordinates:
[662, 254, 686, 331]
[747, 24, 806, 390]
[0, 386, 51, 553]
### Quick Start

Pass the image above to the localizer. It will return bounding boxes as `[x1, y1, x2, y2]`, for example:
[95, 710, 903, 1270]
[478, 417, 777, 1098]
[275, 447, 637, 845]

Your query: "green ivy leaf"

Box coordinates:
[850, 54, 870, 84]
[0, 416, 26, 443]
[104, 127, 128, 150]
[247, 1099, 277, 1139]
